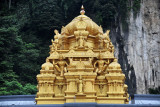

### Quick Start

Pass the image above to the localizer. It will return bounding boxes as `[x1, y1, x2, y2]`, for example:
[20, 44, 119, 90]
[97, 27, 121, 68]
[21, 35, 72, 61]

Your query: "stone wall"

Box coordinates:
[111, 0, 160, 94]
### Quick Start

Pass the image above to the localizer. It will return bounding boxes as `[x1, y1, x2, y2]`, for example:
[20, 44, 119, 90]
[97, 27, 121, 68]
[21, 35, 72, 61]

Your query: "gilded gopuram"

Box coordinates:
[35, 6, 129, 104]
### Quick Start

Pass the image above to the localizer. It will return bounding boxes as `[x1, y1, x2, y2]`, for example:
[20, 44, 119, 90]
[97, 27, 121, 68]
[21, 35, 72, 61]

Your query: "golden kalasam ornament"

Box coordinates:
[35, 6, 129, 104]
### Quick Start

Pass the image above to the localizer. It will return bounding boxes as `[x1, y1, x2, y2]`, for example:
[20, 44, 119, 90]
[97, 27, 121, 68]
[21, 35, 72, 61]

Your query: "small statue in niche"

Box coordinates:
[94, 53, 108, 74]
[52, 30, 61, 50]
[96, 31, 104, 49]
[99, 38, 103, 49]
[54, 54, 68, 76]
[51, 39, 57, 51]
[103, 30, 115, 53]
[68, 57, 73, 65]
[103, 30, 111, 49]
[79, 36, 84, 48]
[54, 29, 61, 42]
[58, 82, 64, 96]
[76, 32, 87, 48]
[77, 75, 83, 94]
[79, 79, 83, 94]
[99, 81, 104, 95]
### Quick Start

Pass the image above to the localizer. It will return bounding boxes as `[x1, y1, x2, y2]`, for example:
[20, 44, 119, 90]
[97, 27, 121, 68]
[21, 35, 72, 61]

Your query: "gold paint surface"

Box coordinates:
[36, 6, 129, 104]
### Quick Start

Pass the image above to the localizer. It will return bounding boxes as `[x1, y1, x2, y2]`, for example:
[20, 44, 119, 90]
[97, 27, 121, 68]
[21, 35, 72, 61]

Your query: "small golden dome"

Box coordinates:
[41, 58, 53, 70]
[63, 6, 102, 36]
[108, 59, 121, 70]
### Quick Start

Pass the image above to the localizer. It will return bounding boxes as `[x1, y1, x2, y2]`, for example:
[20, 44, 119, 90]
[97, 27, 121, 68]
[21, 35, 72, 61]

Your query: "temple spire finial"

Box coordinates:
[80, 5, 85, 15]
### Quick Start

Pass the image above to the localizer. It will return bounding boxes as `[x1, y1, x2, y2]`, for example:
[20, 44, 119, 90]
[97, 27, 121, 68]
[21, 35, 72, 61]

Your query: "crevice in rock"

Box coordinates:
[152, 69, 154, 81]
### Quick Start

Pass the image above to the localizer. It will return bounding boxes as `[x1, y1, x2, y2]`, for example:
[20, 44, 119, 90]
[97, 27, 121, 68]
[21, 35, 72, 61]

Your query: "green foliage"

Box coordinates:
[0, 0, 39, 95]
[2, 81, 24, 95]
[132, 0, 141, 15]
[149, 87, 160, 94]
[128, 0, 141, 18]
[81, 0, 130, 29]
[0, 81, 37, 95]
[23, 83, 37, 95]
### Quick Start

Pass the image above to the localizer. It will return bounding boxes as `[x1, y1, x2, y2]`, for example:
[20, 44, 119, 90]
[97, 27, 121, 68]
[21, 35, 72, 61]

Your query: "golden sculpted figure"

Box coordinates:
[54, 54, 68, 76]
[36, 6, 129, 104]
[78, 35, 85, 48]
[94, 54, 108, 74]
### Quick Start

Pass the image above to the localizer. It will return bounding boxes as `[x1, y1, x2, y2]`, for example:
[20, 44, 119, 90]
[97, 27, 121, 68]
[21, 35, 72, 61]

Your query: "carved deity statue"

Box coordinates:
[54, 54, 68, 76]
[103, 30, 115, 53]
[52, 30, 61, 50]
[58, 82, 64, 96]
[94, 54, 108, 74]
[79, 36, 84, 48]
[76, 35, 86, 48]
[99, 38, 103, 49]
[51, 39, 57, 51]
[99, 81, 104, 94]
[68, 57, 73, 65]
[54, 30, 61, 41]
[103, 30, 110, 49]
[77, 75, 83, 94]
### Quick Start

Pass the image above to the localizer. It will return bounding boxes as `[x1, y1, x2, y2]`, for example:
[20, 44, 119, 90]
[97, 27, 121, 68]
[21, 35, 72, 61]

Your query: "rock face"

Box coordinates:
[111, 0, 160, 94]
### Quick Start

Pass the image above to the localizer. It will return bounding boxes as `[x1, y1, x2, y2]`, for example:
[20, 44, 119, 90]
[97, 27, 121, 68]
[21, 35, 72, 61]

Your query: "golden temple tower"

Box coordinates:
[35, 6, 129, 104]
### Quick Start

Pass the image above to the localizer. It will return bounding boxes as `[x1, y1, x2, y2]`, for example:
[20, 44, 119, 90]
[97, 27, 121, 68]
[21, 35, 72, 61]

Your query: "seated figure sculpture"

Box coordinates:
[54, 54, 68, 76]
[94, 53, 108, 74]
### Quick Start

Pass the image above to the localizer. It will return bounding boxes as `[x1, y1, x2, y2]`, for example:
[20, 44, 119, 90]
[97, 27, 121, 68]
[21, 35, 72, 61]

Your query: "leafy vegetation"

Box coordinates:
[0, 0, 140, 95]
[132, 0, 141, 15]
[149, 87, 160, 94]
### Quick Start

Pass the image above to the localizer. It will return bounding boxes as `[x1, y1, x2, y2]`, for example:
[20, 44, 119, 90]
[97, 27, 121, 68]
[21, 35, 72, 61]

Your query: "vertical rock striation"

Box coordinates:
[111, 0, 160, 94]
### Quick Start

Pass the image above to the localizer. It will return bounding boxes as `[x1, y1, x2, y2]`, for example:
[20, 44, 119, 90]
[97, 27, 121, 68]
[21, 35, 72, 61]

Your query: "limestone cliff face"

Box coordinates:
[111, 0, 160, 94]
